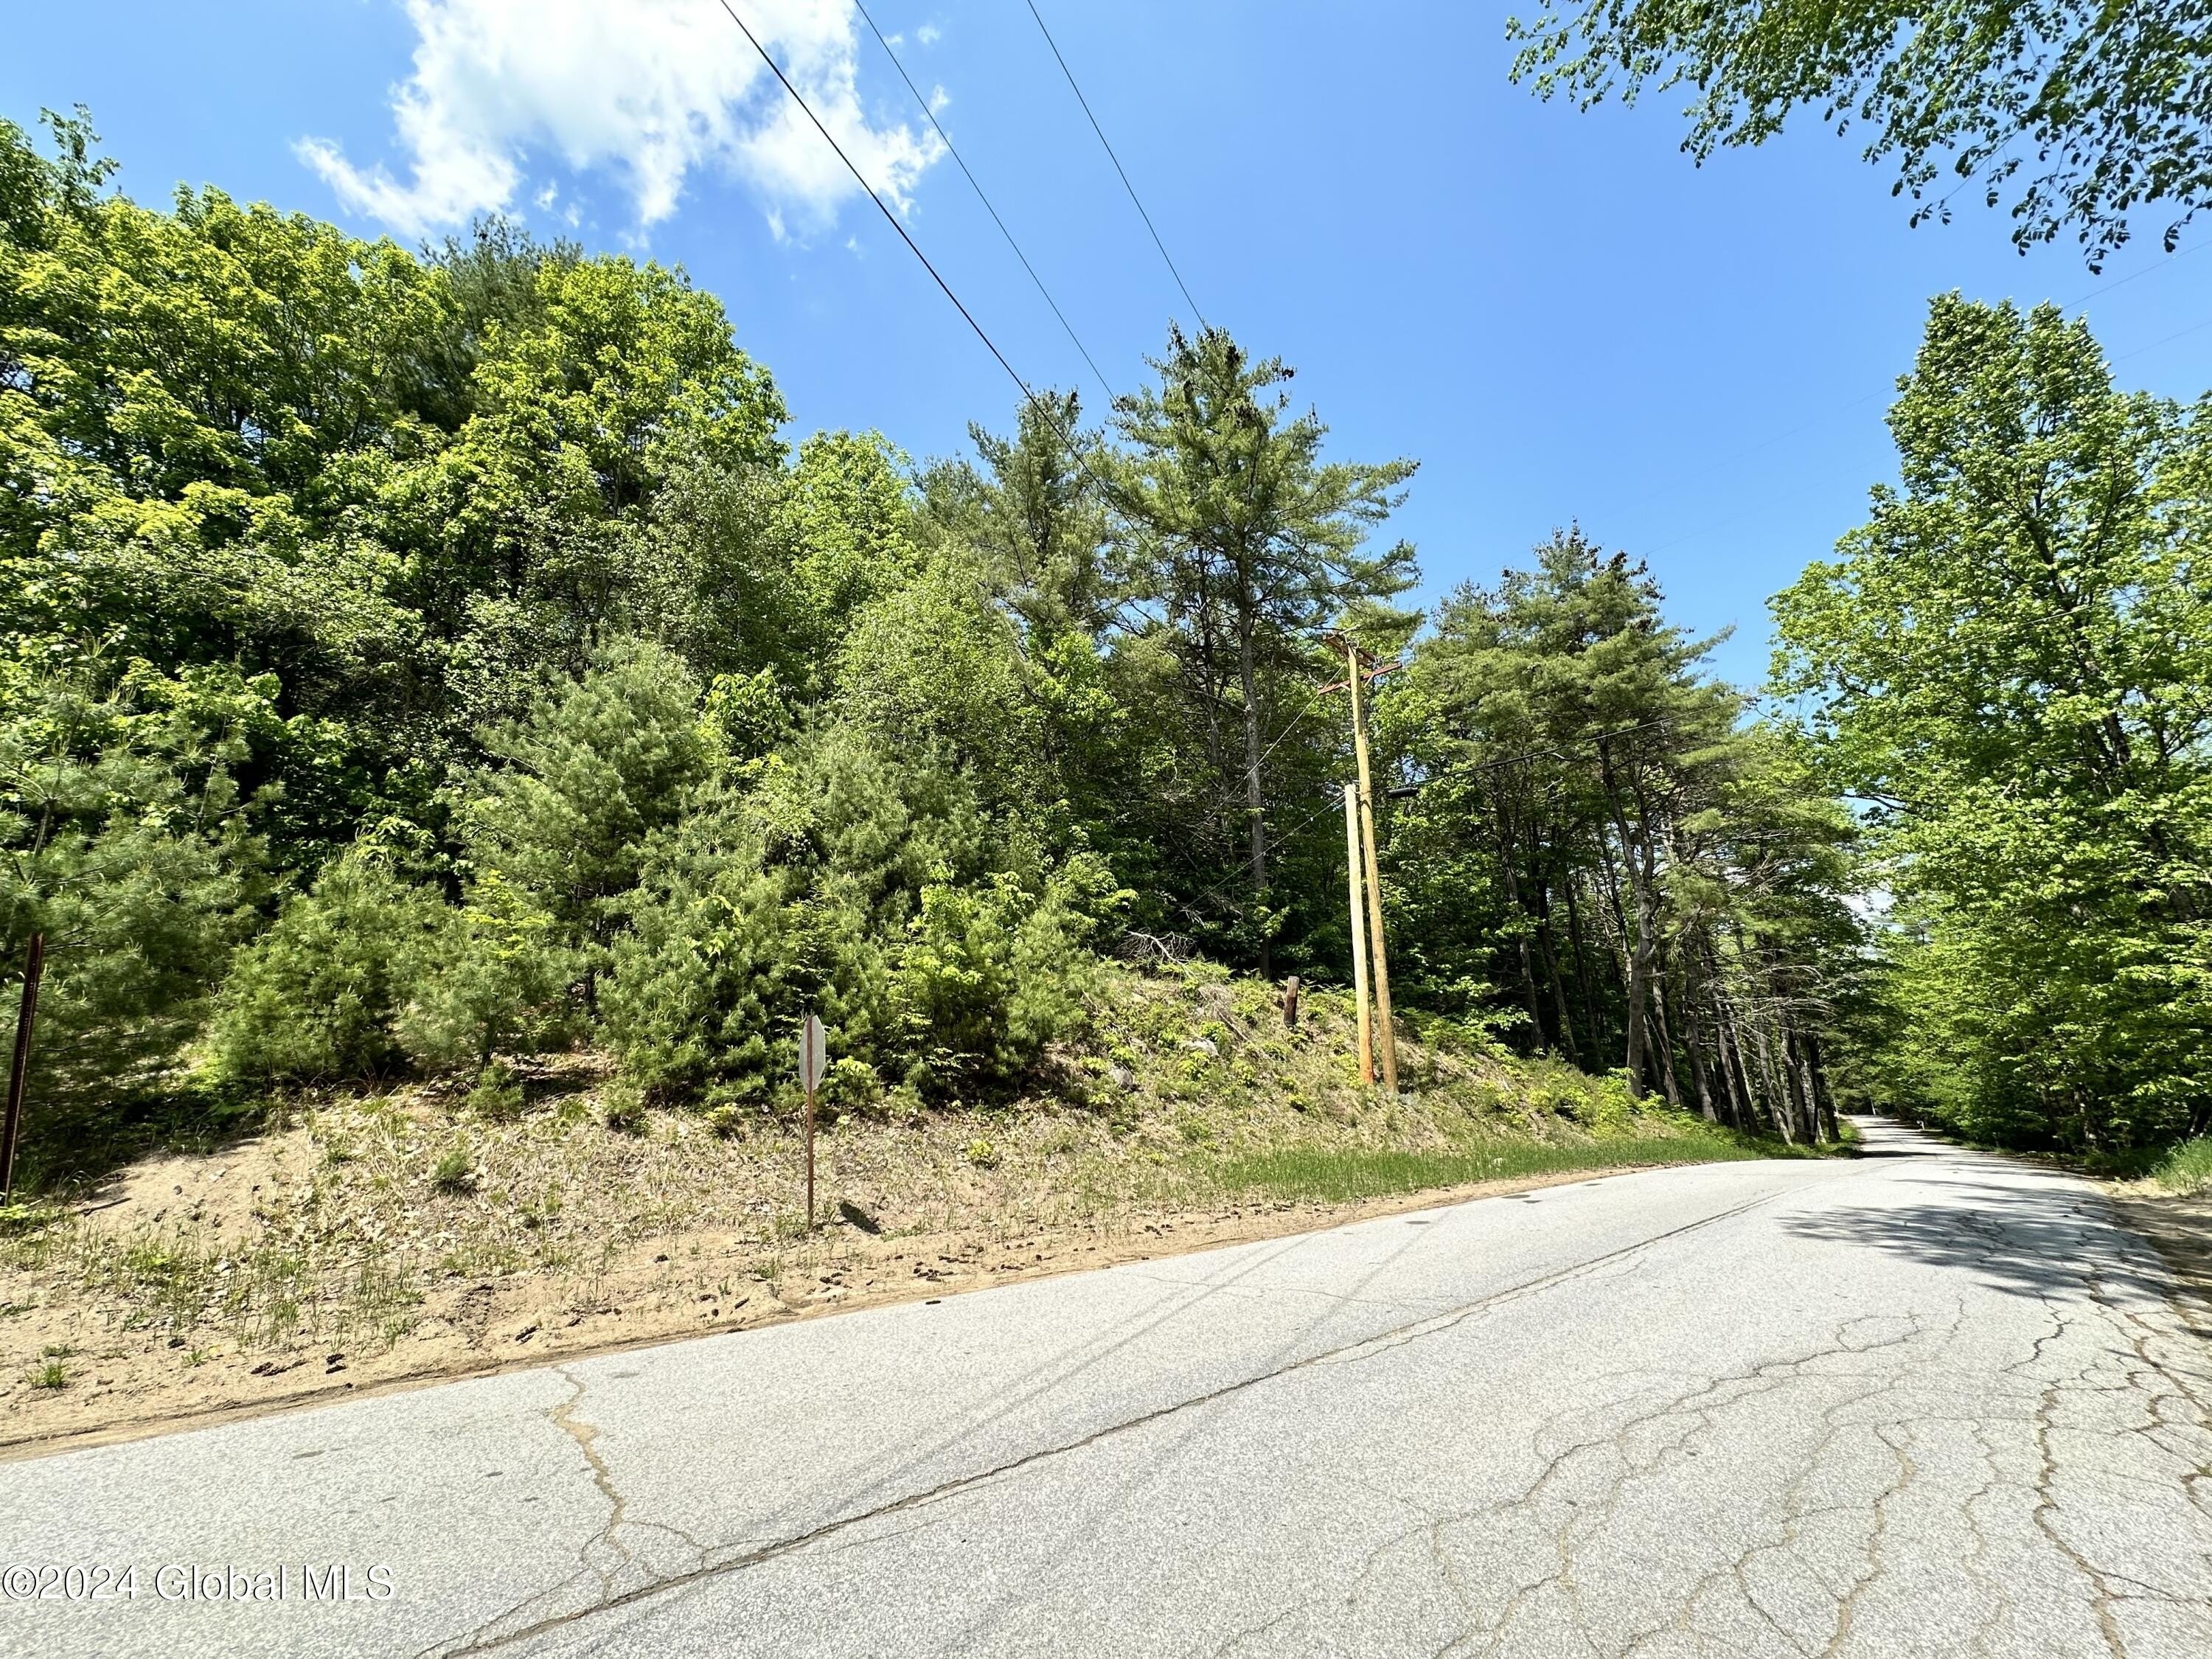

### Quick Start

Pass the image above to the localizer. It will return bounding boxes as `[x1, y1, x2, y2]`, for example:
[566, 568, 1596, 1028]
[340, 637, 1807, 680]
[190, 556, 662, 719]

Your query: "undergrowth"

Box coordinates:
[2150, 1137, 2212, 1197]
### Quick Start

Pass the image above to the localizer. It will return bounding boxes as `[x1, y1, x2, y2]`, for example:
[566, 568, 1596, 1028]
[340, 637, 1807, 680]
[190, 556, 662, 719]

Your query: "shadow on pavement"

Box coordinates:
[1778, 1177, 2174, 1305]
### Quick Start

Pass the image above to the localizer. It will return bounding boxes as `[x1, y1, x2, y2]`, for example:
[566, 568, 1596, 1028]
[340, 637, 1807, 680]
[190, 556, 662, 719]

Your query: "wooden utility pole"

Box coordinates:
[1345, 641, 1399, 1093]
[2, 932, 46, 1200]
[1343, 784, 1374, 1084]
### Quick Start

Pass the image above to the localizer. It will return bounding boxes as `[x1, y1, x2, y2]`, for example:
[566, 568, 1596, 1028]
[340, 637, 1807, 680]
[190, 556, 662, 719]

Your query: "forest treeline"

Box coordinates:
[1, 111, 2205, 1179]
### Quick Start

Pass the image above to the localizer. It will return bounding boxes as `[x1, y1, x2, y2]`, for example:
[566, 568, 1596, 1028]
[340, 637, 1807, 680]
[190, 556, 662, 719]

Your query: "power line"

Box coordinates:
[852, 1, 1116, 407]
[715, 5, 1135, 499]
[1021, 0, 1207, 330]
[714, 1, 1045, 420]
[714, 4, 1166, 641]
[2111, 310, 2212, 364]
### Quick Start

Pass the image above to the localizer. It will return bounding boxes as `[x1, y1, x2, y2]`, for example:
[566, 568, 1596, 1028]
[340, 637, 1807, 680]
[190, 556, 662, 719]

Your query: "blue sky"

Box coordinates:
[8, 1, 2211, 687]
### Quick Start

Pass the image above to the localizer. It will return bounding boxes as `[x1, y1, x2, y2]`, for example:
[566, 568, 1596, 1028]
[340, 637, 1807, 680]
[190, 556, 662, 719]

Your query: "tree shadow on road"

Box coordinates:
[1777, 1175, 2180, 1307]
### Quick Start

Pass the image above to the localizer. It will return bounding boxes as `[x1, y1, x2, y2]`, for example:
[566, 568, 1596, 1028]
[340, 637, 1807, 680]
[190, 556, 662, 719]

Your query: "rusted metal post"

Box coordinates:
[2, 932, 46, 1200]
[799, 1012, 825, 1232]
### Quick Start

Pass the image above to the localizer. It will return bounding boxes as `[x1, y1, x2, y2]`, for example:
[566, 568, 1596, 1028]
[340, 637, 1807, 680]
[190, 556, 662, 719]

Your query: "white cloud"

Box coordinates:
[296, 0, 942, 238]
[916, 23, 940, 44]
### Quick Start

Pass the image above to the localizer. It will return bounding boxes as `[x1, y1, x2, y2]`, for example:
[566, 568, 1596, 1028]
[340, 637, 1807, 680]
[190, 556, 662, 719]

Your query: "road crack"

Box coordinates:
[425, 1191, 1792, 1655]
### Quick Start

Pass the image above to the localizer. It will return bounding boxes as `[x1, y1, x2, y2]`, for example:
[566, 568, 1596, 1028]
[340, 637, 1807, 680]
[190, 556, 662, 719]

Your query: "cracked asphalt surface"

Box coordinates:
[8, 1117, 2212, 1658]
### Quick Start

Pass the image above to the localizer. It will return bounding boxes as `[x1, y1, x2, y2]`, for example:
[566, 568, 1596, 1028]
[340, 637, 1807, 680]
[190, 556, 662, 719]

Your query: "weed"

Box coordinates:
[2152, 1136, 2212, 1196]
[964, 1137, 1001, 1169]
[602, 1085, 648, 1135]
[432, 1144, 477, 1194]
[31, 1360, 66, 1389]
[0, 1203, 62, 1238]
[466, 1062, 525, 1122]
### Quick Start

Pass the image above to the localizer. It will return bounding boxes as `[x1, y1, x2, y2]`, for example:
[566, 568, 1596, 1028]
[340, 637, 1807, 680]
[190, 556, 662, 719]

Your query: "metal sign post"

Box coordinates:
[1, 932, 46, 1201]
[798, 1012, 825, 1231]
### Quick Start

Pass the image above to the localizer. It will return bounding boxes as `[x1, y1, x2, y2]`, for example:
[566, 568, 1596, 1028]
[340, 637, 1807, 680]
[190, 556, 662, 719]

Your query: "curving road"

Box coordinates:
[6, 1118, 2211, 1658]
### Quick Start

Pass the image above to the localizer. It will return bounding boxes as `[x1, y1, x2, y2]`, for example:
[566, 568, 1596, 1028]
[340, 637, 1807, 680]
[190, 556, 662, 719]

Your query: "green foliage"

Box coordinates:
[606, 726, 1115, 1106]
[0, 653, 256, 1113]
[604, 726, 1113, 1101]
[392, 873, 574, 1071]
[1111, 325, 1417, 967]
[0, 114, 1890, 1189]
[209, 852, 568, 1082]
[463, 1060, 524, 1121]
[1507, 1, 2212, 268]
[208, 851, 445, 1081]
[2152, 1137, 2212, 1196]
[1775, 296, 2212, 1149]
[600, 1082, 648, 1135]
[431, 1142, 476, 1194]
[462, 638, 705, 964]
[1384, 531, 1858, 1141]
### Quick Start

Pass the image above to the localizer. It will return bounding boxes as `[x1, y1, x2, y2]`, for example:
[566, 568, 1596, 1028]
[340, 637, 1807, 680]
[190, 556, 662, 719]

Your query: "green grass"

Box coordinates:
[1208, 1126, 1807, 1206]
[431, 1144, 477, 1194]
[2150, 1136, 2212, 1196]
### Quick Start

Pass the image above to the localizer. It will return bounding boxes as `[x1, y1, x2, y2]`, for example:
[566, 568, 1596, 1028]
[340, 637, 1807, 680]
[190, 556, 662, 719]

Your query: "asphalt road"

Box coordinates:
[7, 1117, 2211, 1658]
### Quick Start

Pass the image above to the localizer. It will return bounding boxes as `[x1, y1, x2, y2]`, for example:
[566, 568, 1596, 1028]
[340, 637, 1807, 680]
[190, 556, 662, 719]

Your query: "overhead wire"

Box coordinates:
[712, 2, 1048, 425]
[851, 0, 1117, 407]
[717, 4, 1369, 877]
[1021, 0, 1207, 330]
[714, 0, 1203, 665]
[712, 4, 1150, 556]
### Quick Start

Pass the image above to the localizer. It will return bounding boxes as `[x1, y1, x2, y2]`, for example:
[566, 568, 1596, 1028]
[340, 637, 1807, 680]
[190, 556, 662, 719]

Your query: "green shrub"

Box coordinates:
[0, 659, 257, 1151]
[463, 1061, 525, 1121]
[392, 875, 576, 1071]
[212, 853, 575, 1085]
[209, 852, 447, 1081]
[601, 1083, 648, 1135]
[604, 725, 1117, 1102]
[431, 1144, 476, 1193]
[462, 639, 706, 968]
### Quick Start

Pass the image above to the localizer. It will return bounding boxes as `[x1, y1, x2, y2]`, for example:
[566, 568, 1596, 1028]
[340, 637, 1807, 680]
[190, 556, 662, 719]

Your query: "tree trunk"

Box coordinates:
[1619, 839, 1660, 1100]
[1804, 1029, 1840, 1142]
[1496, 804, 1545, 1045]
[1236, 612, 1268, 978]
[1530, 839, 1580, 1065]
[1593, 746, 1660, 1099]
[1685, 1006, 1719, 1123]
[1723, 995, 1765, 1135]
[1563, 868, 1603, 1055]
[1649, 967, 1685, 1110]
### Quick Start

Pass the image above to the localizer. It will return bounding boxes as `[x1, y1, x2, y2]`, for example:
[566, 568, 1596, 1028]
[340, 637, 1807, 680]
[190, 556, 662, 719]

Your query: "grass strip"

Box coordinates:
[1208, 1128, 1801, 1206]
